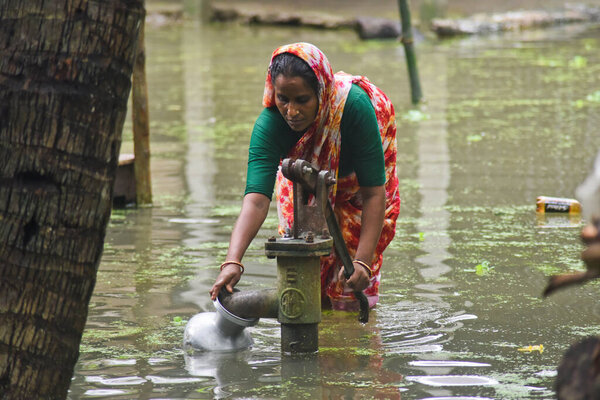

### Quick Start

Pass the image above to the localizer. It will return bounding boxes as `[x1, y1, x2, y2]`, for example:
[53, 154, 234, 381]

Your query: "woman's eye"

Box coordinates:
[277, 95, 288, 103]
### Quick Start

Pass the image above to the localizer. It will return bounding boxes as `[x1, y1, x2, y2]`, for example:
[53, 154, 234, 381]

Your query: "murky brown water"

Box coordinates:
[68, 19, 600, 400]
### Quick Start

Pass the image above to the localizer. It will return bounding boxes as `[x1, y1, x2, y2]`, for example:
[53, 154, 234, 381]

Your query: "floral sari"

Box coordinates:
[263, 43, 400, 310]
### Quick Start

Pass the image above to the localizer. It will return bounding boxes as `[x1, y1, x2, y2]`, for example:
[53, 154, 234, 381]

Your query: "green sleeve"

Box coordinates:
[245, 107, 298, 199]
[339, 84, 386, 186]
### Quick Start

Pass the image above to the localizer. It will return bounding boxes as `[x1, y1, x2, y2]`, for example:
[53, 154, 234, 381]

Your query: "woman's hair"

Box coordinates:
[269, 53, 319, 96]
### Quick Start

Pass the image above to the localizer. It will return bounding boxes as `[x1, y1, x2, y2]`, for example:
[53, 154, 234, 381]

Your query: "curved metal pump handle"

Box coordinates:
[321, 180, 370, 323]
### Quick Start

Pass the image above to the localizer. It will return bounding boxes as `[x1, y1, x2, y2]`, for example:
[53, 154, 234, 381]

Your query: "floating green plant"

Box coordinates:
[172, 316, 187, 326]
[464, 261, 494, 276]
[571, 325, 600, 337]
[568, 55, 587, 68]
[466, 134, 483, 143]
[319, 346, 379, 357]
[535, 56, 561, 67]
[401, 109, 431, 122]
[211, 204, 242, 217]
[586, 90, 600, 103]
[573, 90, 600, 108]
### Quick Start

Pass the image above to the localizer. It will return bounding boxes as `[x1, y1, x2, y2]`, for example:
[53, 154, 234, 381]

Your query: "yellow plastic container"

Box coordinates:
[536, 196, 582, 214]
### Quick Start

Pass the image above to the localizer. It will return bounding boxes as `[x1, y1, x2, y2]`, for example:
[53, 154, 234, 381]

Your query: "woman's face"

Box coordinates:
[273, 74, 318, 132]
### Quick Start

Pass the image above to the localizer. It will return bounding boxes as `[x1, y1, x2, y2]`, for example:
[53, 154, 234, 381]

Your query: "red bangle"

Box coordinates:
[220, 261, 244, 274]
[353, 259, 373, 278]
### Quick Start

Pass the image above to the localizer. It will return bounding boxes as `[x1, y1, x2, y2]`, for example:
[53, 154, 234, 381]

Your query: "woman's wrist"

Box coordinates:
[220, 261, 245, 274]
[352, 259, 373, 278]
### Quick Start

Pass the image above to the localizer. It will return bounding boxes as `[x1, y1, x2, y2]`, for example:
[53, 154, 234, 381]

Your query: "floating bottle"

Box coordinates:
[536, 196, 582, 214]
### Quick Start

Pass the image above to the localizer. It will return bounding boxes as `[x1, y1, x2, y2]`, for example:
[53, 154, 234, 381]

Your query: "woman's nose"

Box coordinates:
[287, 104, 299, 117]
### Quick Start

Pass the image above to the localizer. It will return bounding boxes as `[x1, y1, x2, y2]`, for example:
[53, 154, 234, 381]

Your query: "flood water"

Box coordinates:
[68, 19, 600, 399]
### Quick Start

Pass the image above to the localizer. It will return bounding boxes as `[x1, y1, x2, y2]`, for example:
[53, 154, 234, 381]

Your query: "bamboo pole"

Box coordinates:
[398, 0, 423, 104]
[132, 13, 152, 205]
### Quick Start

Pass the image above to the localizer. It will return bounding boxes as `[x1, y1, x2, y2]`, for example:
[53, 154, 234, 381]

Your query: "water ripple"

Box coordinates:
[102, 359, 136, 366]
[169, 217, 220, 224]
[435, 314, 478, 325]
[83, 389, 130, 397]
[406, 375, 499, 386]
[419, 397, 494, 400]
[84, 376, 147, 386]
[146, 375, 206, 384]
[409, 360, 491, 368]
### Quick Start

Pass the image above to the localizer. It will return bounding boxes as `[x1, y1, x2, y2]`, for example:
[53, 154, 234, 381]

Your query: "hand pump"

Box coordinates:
[281, 159, 369, 323]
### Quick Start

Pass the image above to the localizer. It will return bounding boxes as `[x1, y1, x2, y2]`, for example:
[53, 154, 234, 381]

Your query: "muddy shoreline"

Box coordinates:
[146, 1, 600, 39]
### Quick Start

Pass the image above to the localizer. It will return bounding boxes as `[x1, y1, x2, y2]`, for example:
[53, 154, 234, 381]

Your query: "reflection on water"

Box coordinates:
[69, 20, 600, 400]
[405, 375, 499, 386]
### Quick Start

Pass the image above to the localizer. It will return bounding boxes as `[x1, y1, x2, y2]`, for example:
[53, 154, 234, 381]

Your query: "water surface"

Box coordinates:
[68, 21, 600, 399]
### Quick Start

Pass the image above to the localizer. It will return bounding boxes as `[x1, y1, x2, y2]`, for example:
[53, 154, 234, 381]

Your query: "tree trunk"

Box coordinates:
[132, 15, 153, 205]
[0, 1, 144, 399]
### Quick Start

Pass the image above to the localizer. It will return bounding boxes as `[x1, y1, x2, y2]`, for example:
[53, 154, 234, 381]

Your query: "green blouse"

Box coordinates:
[245, 84, 385, 199]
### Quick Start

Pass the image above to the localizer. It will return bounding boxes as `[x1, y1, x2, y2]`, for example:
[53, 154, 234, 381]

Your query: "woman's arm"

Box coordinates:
[209, 192, 270, 300]
[339, 184, 385, 291]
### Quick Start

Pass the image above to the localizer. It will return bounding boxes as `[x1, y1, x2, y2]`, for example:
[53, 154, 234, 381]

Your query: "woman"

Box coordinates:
[209, 42, 400, 310]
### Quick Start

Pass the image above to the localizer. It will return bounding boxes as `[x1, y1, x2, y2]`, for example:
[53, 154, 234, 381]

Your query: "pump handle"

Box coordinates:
[323, 197, 370, 323]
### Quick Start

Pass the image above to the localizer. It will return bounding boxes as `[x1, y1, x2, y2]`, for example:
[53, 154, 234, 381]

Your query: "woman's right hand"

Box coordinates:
[209, 263, 243, 301]
[208, 193, 271, 301]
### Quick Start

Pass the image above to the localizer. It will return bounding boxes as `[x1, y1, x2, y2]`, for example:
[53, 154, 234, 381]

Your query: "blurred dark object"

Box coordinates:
[131, 18, 153, 206]
[543, 150, 600, 297]
[356, 17, 401, 39]
[209, 3, 355, 29]
[398, 0, 423, 104]
[556, 337, 600, 400]
[113, 154, 136, 208]
[576, 151, 600, 222]
[543, 226, 600, 297]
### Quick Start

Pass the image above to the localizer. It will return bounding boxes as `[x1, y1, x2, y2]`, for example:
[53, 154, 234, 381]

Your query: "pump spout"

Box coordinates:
[219, 288, 279, 319]
[184, 289, 278, 352]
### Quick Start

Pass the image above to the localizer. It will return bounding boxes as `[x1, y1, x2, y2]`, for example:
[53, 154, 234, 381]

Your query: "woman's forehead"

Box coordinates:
[273, 75, 315, 93]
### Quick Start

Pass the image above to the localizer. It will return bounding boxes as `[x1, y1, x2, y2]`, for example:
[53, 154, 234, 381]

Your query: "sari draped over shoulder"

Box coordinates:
[263, 42, 400, 310]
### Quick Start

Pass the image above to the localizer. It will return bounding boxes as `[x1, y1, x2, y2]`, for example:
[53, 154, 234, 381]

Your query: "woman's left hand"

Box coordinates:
[336, 185, 384, 293]
[338, 261, 371, 292]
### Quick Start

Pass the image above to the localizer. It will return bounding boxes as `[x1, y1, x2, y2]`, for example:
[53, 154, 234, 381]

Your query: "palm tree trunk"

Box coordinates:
[0, 1, 144, 398]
